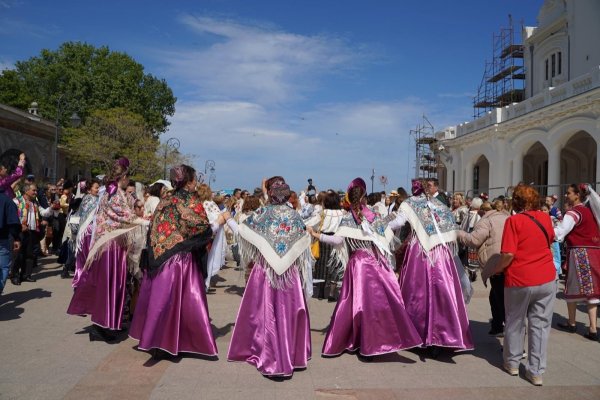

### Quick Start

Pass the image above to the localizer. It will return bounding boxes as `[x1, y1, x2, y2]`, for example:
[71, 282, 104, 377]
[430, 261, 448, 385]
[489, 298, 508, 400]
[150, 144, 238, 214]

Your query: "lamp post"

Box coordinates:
[204, 160, 215, 175]
[163, 137, 180, 179]
[370, 168, 375, 194]
[54, 95, 81, 184]
[204, 160, 216, 187]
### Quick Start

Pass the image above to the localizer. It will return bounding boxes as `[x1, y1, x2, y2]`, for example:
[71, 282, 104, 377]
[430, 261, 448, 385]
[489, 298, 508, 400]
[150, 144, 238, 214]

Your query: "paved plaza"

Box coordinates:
[1, 256, 600, 400]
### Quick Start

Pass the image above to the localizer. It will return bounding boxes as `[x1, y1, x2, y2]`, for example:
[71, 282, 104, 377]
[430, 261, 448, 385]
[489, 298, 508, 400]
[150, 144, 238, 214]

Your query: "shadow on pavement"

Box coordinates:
[463, 319, 503, 368]
[213, 322, 235, 338]
[0, 288, 52, 321]
[33, 266, 63, 281]
[224, 285, 245, 296]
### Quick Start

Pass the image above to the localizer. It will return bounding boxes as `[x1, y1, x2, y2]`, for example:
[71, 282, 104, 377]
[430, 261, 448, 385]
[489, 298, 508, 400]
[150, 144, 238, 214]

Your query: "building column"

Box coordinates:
[547, 143, 561, 196]
[465, 161, 474, 196]
[512, 151, 523, 186]
[491, 138, 505, 189]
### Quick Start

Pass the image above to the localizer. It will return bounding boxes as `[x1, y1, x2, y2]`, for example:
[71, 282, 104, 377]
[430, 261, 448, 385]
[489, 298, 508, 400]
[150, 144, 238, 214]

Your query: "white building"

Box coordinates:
[439, 0, 600, 198]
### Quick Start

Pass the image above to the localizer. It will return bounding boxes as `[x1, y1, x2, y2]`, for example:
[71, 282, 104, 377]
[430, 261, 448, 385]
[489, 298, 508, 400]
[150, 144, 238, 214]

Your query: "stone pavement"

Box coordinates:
[1, 256, 599, 400]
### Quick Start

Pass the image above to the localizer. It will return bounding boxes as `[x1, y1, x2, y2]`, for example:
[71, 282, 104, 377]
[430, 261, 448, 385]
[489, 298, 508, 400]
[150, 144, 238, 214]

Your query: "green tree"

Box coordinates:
[0, 41, 176, 134]
[63, 108, 168, 183]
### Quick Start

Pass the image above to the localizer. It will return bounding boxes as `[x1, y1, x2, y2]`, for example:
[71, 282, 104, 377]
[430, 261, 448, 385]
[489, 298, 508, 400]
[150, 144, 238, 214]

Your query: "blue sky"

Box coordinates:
[0, 0, 543, 192]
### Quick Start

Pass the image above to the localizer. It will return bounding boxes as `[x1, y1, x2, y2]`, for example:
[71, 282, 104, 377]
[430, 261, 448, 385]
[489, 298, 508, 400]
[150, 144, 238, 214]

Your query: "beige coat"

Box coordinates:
[457, 209, 509, 270]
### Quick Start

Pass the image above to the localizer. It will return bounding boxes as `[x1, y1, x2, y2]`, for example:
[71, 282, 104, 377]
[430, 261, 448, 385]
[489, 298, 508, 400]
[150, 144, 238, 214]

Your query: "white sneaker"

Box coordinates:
[503, 363, 518, 376]
[525, 371, 543, 386]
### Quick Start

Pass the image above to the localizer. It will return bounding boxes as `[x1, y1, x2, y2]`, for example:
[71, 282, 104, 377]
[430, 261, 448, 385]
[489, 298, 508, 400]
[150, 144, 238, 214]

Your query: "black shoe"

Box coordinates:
[22, 276, 36, 283]
[584, 331, 598, 341]
[556, 322, 577, 333]
[10, 277, 21, 286]
[469, 271, 477, 282]
[357, 354, 374, 362]
[61, 268, 70, 279]
[327, 296, 336, 303]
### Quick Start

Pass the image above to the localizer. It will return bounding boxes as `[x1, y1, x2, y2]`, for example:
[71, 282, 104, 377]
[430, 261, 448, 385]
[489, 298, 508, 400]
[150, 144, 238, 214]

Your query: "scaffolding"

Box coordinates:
[410, 115, 437, 180]
[473, 15, 525, 118]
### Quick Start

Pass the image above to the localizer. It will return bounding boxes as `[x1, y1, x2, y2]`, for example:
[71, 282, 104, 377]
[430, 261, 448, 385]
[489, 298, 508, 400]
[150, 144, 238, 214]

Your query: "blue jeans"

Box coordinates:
[0, 238, 11, 294]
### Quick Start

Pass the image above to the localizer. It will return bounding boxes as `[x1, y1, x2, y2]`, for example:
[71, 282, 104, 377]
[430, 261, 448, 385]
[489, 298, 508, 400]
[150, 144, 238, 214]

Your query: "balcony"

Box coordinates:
[455, 65, 600, 138]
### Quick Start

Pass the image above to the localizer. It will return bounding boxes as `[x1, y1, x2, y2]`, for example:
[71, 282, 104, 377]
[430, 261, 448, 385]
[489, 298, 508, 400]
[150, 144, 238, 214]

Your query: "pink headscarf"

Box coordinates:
[411, 179, 425, 196]
[346, 177, 375, 223]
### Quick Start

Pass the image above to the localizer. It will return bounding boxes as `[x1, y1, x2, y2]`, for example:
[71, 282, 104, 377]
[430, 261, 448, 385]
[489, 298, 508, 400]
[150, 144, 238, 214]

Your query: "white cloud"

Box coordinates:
[169, 99, 431, 191]
[156, 14, 466, 192]
[0, 18, 58, 38]
[156, 14, 364, 104]
[0, 58, 14, 71]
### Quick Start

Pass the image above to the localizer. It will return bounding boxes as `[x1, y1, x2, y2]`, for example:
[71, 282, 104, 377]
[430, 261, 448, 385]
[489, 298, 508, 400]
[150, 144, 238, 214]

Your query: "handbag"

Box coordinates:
[311, 239, 320, 259]
[310, 211, 325, 259]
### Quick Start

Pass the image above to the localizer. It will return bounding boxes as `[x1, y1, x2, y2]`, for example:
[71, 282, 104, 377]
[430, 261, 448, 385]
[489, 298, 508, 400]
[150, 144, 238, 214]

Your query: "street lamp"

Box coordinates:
[370, 168, 375, 194]
[54, 95, 81, 184]
[204, 159, 215, 175]
[163, 137, 180, 179]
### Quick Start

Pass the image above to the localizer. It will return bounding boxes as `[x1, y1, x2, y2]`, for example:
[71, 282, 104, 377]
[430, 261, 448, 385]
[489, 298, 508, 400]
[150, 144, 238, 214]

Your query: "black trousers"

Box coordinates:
[489, 273, 505, 331]
[12, 230, 39, 279]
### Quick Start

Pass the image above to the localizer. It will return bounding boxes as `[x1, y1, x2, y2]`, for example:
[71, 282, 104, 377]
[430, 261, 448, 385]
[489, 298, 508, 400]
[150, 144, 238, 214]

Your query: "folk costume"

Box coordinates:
[67, 158, 147, 338]
[70, 191, 100, 287]
[398, 180, 473, 351]
[227, 178, 313, 377]
[555, 185, 600, 305]
[130, 167, 219, 357]
[319, 178, 422, 358]
[203, 199, 228, 288]
[306, 208, 345, 299]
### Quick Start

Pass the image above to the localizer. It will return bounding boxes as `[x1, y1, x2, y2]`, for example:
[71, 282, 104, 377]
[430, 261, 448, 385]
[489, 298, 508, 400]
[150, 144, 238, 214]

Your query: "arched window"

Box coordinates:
[544, 50, 563, 82]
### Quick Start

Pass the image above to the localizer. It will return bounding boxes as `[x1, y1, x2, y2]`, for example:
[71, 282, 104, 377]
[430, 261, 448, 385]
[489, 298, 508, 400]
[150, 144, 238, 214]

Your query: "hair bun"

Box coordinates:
[579, 183, 590, 194]
[170, 165, 185, 189]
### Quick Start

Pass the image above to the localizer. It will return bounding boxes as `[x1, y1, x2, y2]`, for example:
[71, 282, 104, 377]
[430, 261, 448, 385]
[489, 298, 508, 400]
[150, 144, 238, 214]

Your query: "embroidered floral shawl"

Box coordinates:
[145, 189, 212, 274]
[237, 204, 313, 292]
[84, 188, 140, 268]
[400, 194, 457, 253]
[94, 188, 137, 239]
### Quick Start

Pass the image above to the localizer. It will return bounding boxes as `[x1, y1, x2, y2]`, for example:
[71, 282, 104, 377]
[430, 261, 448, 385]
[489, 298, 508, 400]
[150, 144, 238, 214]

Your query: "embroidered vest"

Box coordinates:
[566, 205, 600, 248]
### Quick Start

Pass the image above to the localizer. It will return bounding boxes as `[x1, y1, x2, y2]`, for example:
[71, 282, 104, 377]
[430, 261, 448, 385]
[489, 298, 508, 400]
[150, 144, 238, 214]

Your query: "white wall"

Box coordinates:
[568, 0, 600, 80]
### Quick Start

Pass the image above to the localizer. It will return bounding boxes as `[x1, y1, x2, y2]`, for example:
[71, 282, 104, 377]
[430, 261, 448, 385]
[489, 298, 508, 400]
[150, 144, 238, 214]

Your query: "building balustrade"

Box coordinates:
[454, 65, 600, 138]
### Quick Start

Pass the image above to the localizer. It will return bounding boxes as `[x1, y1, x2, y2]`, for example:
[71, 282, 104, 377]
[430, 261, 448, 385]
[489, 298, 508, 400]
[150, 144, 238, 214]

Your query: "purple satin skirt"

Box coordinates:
[322, 248, 423, 356]
[227, 263, 311, 377]
[129, 252, 218, 356]
[71, 224, 93, 288]
[399, 240, 474, 350]
[66, 240, 128, 330]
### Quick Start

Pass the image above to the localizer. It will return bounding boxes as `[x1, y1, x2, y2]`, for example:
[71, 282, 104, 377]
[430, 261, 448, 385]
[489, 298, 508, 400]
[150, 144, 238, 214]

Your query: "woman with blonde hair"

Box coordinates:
[451, 192, 469, 226]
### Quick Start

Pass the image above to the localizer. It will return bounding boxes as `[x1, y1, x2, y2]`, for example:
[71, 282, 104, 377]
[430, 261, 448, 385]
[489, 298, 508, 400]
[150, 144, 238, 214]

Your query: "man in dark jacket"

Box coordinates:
[0, 188, 21, 294]
[426, 178, 450, 207]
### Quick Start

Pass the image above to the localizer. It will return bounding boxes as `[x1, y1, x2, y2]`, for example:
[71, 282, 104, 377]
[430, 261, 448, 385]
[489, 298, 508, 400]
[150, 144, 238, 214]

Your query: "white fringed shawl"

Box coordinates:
[237, 205, 314, 297]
